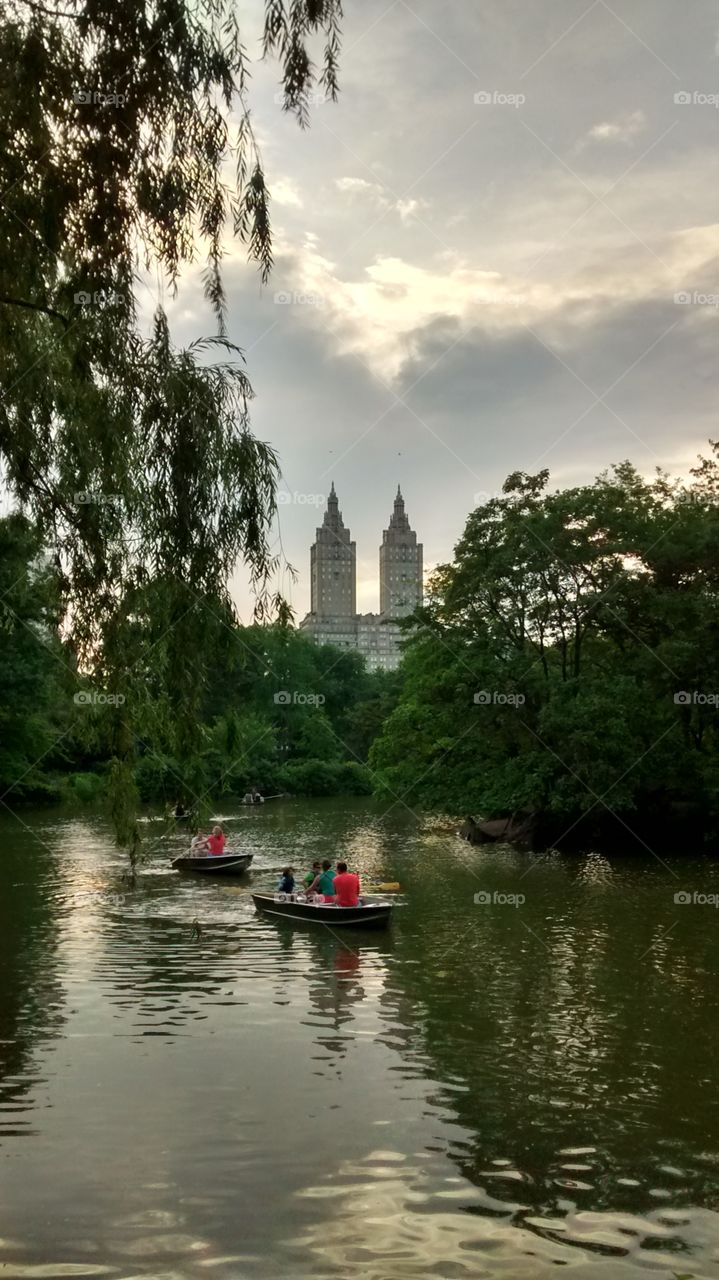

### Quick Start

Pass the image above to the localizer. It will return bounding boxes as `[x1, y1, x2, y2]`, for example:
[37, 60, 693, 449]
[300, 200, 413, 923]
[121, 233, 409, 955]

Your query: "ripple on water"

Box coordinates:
[3, 806, 719, 1279]
[0, 1269, 119, 1278]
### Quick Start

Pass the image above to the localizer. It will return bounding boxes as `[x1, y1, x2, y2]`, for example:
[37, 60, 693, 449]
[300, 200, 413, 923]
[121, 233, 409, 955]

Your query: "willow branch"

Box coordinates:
[0, 294, 70, 329]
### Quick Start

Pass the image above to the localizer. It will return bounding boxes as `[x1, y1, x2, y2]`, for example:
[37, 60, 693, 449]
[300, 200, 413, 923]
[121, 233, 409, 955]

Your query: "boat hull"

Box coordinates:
[172, 853, 254, 876]
[251, 892, 393, 929]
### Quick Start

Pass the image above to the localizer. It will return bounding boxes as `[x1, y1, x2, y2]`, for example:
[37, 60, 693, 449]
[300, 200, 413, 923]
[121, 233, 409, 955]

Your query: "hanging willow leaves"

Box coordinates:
[0, 0, 344, 859]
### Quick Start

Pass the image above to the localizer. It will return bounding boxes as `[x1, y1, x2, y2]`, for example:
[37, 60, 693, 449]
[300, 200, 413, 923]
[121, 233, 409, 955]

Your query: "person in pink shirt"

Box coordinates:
[332, 861, 361, 907]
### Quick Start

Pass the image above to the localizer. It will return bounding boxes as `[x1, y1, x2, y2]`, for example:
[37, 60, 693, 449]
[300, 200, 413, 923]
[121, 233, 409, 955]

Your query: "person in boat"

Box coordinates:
[277, 866, 295, 894]
[303, 860, 322, 890]
[206, 825, 226, 856]
[190, 832, 210, 855]
[332, 861, 361, 908]
[243, 787, 264, 805]
[308, 859, 336, 900]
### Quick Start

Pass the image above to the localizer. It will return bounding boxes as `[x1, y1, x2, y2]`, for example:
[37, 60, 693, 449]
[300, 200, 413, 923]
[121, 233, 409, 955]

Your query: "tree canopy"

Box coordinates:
[0, 529, 396, 815]
[0, 0, 344, 855]
[370, 447, 719, 849]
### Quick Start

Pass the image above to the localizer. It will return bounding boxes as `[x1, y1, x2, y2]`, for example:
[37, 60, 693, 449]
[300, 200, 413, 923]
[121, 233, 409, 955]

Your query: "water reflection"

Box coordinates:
[389, 838, 719, 1244]
[0, 828, 65, 1141]
[0, 799, 718, 1278]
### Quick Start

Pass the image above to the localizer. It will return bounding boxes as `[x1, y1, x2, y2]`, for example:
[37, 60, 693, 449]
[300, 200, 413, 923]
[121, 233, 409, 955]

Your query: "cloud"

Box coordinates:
[269, 219, 719, 383]
[582, 110, 647, 146]
[334, 177, 429, 225]
[153, 0, 719, 619]
[395, 197, 427, 222]
[271, 179, 304, 208]
[335, 176, 382, 194]
[394, 293, 718, 476]
[573, 110, 647, 151]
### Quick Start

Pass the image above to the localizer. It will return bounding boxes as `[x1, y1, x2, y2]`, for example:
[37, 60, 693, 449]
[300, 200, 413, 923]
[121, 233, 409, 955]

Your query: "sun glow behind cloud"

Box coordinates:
[161, 0, 719, 616]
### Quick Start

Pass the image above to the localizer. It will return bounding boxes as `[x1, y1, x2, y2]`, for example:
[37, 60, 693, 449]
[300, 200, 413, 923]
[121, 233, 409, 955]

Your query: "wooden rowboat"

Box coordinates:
[251, 891, 393, 930]
[172, 852, 254, 876]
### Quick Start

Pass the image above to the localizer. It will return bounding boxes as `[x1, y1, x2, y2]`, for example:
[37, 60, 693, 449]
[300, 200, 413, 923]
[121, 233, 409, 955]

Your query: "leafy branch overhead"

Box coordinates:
[0, 0, 344, 855]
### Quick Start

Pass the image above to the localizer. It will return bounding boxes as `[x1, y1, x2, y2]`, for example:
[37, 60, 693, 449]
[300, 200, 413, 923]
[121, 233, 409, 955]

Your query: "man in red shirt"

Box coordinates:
[332, 861, 361, 907]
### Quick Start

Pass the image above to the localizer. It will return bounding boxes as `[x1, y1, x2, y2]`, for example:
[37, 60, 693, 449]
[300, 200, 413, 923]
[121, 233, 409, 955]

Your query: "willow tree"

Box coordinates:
[0, 0, 343, 857]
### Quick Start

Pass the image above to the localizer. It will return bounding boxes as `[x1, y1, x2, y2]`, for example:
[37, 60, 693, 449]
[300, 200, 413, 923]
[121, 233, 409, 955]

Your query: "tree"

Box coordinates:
[371, 449, 719, 848]
[0, 0, 344, 856]
[0, 515, 69, 800]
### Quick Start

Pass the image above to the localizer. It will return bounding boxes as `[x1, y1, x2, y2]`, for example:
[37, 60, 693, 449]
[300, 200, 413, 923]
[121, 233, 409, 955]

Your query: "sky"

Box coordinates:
[157, 0, 719, 619]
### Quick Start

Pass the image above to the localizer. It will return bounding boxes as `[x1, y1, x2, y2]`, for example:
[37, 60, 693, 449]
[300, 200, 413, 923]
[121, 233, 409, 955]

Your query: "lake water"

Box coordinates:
[1, 797, 719, 1278]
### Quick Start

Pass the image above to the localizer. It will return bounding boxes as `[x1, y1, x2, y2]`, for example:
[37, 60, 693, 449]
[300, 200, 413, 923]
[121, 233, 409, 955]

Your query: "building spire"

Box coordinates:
[323, 481, 343, 529]
[388, 485, 410, 532]
[380, 484, 422, 619]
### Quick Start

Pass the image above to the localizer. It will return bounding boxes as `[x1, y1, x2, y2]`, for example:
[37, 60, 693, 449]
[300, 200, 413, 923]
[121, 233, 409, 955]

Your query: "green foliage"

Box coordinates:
[0, 541, 400, 814]
[0, 0, 344, 853]
[280, 758, 373, 796]
[371, 448, 719, 845]
[0, 514, 70, 801]
[134, 753, 181, 804]
[339, 760, 374, 795]
[65, 771, 105, 803]
[127, 623, 394, 803]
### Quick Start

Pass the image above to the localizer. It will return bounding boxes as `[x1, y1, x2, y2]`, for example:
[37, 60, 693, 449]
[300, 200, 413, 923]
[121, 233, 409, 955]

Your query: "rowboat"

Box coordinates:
[172, 852, 254, 876]
[251, 891, 393, 930]
[240, 792, 287, 806]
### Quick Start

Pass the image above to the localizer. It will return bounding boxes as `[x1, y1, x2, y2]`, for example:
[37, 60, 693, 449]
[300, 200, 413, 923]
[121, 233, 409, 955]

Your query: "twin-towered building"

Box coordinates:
[299, 484, 423, 671]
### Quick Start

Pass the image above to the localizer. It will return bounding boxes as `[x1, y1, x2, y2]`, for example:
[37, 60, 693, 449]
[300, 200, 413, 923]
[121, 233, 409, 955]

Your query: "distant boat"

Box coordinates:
[172, 852, 254, 876]
[251, 892, 393, 930]
[240, 792, 287, 806]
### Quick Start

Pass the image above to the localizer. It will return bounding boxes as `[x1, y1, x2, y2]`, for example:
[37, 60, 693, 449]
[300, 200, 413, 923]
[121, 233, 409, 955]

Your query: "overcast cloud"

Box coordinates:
[157, 0, 719, 617]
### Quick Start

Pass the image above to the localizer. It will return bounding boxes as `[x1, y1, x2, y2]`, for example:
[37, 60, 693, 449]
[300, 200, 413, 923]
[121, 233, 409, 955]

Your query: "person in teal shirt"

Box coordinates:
[309, 859, 336, 898]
